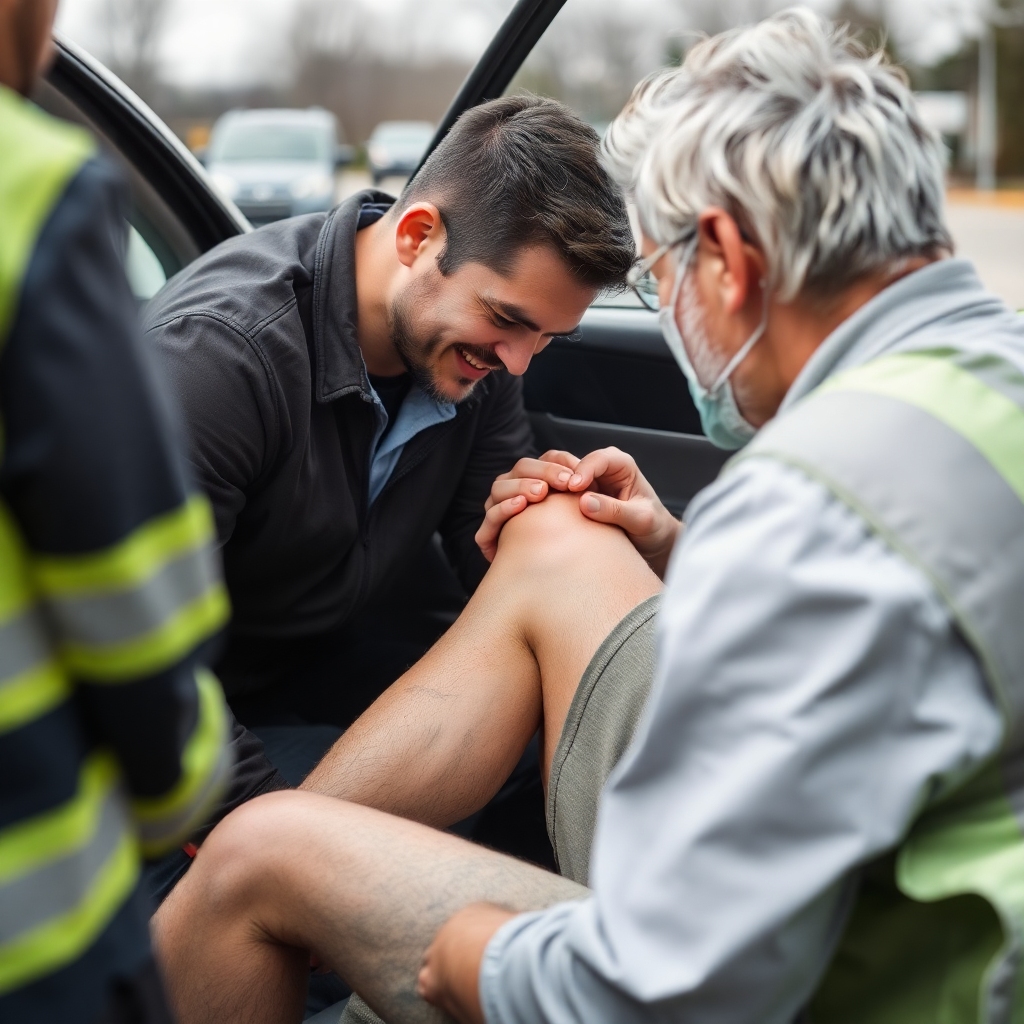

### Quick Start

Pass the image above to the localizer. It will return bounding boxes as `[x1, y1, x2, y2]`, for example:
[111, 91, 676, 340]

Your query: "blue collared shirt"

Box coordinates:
[365, 381, 456, 505]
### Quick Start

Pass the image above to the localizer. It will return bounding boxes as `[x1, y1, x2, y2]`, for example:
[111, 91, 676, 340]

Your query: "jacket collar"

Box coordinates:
[311, 189, 396, 404]
[780, 259, 1005, 413]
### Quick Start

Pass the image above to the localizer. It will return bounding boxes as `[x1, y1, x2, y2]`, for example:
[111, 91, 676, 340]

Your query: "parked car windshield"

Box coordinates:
[370, 122, 434, 144]
[211, 123, 330, 163]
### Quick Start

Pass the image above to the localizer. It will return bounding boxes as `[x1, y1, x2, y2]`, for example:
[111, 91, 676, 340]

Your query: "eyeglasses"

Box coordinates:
[626, 231, 695, 312]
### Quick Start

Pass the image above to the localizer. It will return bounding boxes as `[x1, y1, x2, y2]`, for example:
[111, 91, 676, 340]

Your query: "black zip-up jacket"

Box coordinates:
[144, 190, 533, 817]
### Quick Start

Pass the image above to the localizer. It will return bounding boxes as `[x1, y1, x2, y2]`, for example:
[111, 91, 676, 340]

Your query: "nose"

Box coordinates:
[495, 335, 540, 377]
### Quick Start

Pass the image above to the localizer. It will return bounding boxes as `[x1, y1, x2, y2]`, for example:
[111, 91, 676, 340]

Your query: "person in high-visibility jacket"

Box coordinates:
[0, 3, 232, 1022]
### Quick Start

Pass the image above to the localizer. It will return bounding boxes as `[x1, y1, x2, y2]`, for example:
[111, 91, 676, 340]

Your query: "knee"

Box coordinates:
[183, 790, 327, 918]
[495, 492, 613, 573]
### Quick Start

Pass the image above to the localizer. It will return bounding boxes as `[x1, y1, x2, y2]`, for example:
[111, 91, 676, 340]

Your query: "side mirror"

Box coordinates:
[334, 143, 355, 169]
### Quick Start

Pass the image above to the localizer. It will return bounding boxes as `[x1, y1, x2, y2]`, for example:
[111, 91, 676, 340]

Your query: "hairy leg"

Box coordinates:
[155, 791, 586, 1024]
[302, 494, 661, 824]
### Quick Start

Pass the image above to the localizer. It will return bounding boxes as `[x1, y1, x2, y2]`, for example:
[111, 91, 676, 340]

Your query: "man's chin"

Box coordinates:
[443, 375, 485, 404]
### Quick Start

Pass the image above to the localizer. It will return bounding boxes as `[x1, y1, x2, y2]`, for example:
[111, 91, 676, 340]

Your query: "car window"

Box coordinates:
[370, 123, 435, 144]
[125, 223, 168, 300]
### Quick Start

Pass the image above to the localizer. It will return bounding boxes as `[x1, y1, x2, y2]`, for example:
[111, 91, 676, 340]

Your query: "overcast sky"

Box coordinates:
[55, 0, 988, 90]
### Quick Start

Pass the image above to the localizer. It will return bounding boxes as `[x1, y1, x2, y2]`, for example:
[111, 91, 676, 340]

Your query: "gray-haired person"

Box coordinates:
[153, 9, 1024, 1024]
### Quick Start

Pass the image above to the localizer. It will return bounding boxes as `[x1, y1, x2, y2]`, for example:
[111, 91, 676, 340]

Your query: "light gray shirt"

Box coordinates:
[480, 260, 1024, 1023]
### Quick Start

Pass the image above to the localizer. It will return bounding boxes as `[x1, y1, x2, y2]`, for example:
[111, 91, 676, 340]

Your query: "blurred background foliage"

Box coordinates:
[60, 0, 1024, 182]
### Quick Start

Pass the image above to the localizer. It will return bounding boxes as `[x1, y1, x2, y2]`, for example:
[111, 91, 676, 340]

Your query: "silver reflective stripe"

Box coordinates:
[134, 732, 232, 849]
[0, 607, 53, 683]
[45, 541, 219, 648]
[0, 784, 129, 945]
[736, 387, 1024, 747]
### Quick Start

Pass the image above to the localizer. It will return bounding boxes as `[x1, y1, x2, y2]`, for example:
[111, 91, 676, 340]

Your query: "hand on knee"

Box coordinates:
[493, 491, 607, 567]
[417, 903, 518, 1024]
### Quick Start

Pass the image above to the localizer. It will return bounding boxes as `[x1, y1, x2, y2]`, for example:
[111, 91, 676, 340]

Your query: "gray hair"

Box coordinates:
[603, 7, 953, 301]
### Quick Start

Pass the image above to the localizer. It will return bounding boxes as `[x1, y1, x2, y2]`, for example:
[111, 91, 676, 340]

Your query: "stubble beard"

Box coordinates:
[387, 279, 501, 405]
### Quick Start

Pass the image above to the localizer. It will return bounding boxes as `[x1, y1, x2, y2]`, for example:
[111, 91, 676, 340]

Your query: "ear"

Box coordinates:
[394, 202, 446, 269]
[696, 208, 766, 316]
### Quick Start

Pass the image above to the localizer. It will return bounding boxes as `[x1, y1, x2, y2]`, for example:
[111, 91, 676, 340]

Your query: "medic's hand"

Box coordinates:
[475, 450, 581, 563]
[416, 903, 516, 1024]
[568, 447, 681, 578]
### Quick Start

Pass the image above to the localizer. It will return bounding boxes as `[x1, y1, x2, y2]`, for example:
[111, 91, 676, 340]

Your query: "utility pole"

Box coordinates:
[976, 21, 996, 190]
[976, 2, 1024, 191]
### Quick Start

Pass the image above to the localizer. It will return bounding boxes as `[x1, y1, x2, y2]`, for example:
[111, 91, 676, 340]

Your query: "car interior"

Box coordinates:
[33, 3, 730, 1018]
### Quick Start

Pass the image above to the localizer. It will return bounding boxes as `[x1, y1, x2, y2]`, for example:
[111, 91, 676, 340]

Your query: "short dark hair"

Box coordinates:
[399, 95, 635, 291]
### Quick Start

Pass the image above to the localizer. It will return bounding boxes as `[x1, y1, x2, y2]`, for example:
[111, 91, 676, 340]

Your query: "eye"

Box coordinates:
[492, 314, 518, 330]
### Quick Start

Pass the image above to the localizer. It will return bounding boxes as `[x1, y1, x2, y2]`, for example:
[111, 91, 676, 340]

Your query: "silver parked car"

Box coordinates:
[367, 120, 435, 184]
[205, 108, 352, 226]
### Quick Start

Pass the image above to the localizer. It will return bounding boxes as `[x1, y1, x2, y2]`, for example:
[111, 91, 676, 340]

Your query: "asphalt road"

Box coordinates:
[946, 197, 1024, 311]
[338, 171, 1024, 311]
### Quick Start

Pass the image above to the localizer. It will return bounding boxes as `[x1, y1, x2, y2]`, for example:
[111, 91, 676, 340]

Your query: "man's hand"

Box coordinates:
[476, 447, 681, 578]
[475, 450, 580, 562]
[567, 447, 681, 578]
[416, 903, 517, 1024]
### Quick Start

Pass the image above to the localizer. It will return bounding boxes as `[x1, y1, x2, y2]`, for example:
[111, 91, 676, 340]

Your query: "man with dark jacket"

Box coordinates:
[144, 96, 635, 878]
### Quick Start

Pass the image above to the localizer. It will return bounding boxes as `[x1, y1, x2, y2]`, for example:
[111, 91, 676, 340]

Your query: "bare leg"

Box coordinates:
[301, 494, 661, 823]
[154, 792, 586, 1024]
[156, 499, 660, 1024]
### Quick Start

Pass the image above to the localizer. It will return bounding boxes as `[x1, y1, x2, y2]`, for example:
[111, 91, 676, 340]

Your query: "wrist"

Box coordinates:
[646, 516, 681, 578]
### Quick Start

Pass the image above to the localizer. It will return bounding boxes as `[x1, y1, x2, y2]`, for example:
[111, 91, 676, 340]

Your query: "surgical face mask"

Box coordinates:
[658, 244, 768, 450]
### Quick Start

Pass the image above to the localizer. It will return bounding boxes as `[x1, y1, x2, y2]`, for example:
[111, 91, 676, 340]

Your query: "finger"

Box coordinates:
[579, 492, 656, 538]
[538, 449, 581, 470]
[487, 478, 549, 507]
[567, 447, 635, 494]
[499, 459, 577, 492]
[475, 494, 528, 562]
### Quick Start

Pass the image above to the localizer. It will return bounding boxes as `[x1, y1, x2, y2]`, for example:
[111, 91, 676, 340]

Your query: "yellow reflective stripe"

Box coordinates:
[0, 661, 70, 735]
[32, 494, 216, 595]
[821, 353, 1024, 504]
[0, 87, 93, 343]
[0, 754, 119, 884]
[0, 829, 138, 995]
[0, 503, 33, 622]
[62, 583, 229, 682]
[132, 668, 230, 856]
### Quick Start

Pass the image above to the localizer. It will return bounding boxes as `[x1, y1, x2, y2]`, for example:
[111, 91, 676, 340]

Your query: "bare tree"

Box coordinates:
[100, 0, 171, 101]
[286, 0, 472, 143]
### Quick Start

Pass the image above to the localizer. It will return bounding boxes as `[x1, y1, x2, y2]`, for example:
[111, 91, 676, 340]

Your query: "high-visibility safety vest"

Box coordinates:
[733, 346, 1024, 1023]
[0, 89, 230, 998]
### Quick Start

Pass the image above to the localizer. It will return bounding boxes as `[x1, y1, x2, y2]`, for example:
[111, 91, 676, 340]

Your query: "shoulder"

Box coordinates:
[674, 456, 942, 620]
[143, 213, 327, 338]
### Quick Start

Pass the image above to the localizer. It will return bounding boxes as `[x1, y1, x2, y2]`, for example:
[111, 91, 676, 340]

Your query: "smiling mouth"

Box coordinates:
[454, 344, 501, 373]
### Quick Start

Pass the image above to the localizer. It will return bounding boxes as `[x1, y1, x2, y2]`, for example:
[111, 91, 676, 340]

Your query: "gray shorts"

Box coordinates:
[546, 594, 660, 884]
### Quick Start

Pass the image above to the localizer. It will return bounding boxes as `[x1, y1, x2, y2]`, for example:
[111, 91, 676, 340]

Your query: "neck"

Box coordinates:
[741, 256, 939, 425]
[354, 212, 407, 377]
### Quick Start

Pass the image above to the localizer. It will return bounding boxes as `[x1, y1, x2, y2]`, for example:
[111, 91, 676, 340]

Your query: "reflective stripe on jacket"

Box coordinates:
[0, 85, 231, 1001]
[734, 347, 1024, 1023]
